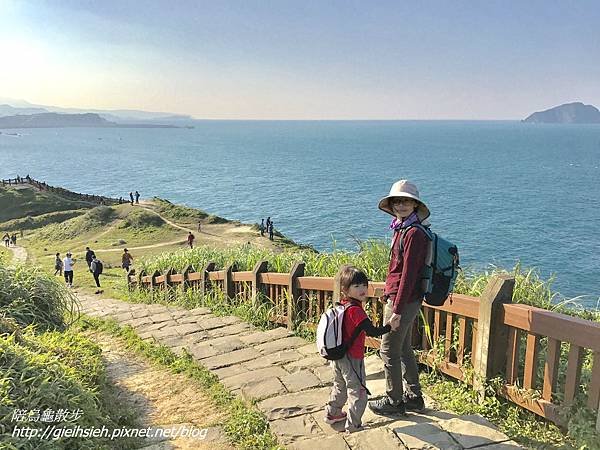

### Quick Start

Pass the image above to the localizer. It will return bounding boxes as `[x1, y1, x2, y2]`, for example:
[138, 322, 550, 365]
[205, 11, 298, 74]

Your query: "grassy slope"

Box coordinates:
[0, 185, 95, 223]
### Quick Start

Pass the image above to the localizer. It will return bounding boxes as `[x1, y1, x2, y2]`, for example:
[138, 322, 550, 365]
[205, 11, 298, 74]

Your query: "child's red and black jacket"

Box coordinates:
[341, 297, 392, 359]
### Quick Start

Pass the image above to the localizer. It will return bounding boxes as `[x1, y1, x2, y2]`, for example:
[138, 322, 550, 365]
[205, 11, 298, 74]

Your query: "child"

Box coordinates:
[325, 265, 400, 433]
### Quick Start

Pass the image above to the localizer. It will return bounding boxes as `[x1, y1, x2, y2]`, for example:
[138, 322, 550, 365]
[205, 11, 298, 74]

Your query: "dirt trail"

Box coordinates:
[6, 244, 27, 264]
[84, 331, 234, 450]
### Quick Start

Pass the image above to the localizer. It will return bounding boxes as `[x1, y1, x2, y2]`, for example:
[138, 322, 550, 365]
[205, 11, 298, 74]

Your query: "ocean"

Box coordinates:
[1, 121, 599, 305]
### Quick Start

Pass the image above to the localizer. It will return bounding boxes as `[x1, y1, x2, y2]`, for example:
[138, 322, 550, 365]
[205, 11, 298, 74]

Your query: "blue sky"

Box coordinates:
[1, 0, 598, 119]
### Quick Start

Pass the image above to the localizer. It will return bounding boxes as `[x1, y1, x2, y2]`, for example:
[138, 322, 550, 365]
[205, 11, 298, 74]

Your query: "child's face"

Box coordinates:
[346, 283, 368, 302]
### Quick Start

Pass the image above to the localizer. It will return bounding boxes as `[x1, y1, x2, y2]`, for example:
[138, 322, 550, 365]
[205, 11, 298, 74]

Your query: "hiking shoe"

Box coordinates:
[368, 397, 407, 416]
[404, 395, 425, 412]
[324, 411, 347, 424]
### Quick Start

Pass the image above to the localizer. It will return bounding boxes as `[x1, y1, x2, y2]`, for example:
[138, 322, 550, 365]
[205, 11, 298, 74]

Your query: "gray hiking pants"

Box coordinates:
[380, 298, 422, 403]
[326, 356, 367, 431]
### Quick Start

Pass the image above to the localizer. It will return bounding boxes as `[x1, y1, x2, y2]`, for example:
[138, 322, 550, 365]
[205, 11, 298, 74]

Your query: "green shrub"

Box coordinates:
[117, 209, 165, 229]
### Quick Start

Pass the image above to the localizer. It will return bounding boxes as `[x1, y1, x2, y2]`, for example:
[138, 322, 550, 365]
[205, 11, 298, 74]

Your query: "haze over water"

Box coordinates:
[1, 121, 599, 305]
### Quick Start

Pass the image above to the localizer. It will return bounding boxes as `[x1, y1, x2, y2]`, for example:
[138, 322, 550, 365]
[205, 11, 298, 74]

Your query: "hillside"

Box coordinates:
[0, 112, 180, 128]
[523, 102, 600, 123]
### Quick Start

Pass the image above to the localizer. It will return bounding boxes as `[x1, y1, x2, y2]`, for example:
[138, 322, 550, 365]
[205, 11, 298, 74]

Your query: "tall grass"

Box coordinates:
[0, 260, 78, 331]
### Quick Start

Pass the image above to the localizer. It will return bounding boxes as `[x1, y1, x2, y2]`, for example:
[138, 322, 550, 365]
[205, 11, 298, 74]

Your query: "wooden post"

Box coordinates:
[137, 269, 147, 290]
[164, 268, 176, 302]
[150, 270, 161, 300]
[223, 263, 237, 300]
[200, 261, 216, 297]
[127, 268, 136, 291]
[182, 264, 194, 291]
[473, 274, 515, 398]
[287, 261, 305, 330]
[251, 260, 269, 306]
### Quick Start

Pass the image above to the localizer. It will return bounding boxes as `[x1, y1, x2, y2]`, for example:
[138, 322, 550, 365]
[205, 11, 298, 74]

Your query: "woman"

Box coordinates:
[368, 180, 429, 416]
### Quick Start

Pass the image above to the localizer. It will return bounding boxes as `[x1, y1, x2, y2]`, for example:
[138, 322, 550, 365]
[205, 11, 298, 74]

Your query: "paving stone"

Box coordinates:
[439, 414, 510, 449]
[114, 312, 134, 322]
[365, 354, 385, 378]
[188, 344, 220, 360]
[210, 336, 246, 353]
[149, 312, 173, 323]
[343, 426, 404, 449]
[220, 315, 242, 326]
[280, 370, 323, 392]
[213, 364, 250, 380]
[201, 347, 262, 369]
[258, 387, 330, 420]
[172, 323, 202, 336]
[239, 327, 290, 346]
[255, 336, 308, 355]
[159, 335, 189, 349]
[221, 366, 288, 390]
[243, 350, 304, 370]
[181, 330, 209, 344]
[176, 314, 213, 325]
[240, 377, 287, 401]
[394, 422, 460, 449]
[312, 365, 334, 384]
[269, 413, 326, 445]
[123, 317, 153, 328]
[137, 321, 172, 333]
[206, 322, 254, 338]
[288, 434, 350, 450]
[149, 328, 180, 340]
[285, 356, 328, 372]
[296, 343, 318, 356]
[478, 441, 523, 449]
[189, 307, 212, 315]
[361, 407, 435, 429]
[197, 316, 227, 331]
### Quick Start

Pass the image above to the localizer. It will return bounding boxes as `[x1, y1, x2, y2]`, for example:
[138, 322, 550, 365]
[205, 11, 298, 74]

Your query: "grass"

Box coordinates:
[0, 257, 139, 449]
[0, 185, 95, 223]
[75, 316, 282, 450]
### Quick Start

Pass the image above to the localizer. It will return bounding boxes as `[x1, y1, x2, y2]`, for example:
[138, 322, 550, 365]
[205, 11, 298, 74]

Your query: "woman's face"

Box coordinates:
[391, 197, 417, 219]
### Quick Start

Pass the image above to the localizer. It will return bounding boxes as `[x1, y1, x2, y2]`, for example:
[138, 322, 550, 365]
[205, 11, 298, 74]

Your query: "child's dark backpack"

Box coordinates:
[95, 260, 104, 274]
[400, 224, 460, 306]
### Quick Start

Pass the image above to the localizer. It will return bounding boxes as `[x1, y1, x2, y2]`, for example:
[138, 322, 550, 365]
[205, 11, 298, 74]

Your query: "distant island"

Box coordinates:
[523, 102, 600, 124]
[0, 112, 184, 129]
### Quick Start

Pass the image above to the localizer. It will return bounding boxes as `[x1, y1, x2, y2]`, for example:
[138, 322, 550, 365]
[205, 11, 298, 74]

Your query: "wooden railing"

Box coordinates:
[127, 261, 600, 430]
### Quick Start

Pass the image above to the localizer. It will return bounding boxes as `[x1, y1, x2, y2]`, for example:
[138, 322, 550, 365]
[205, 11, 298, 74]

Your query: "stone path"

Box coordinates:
[6, 244, 27, 263]
[79, 295, 523, 450]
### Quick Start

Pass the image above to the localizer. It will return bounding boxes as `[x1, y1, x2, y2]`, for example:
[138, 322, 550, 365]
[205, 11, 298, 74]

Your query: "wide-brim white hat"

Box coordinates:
[378, 179, 430, 221]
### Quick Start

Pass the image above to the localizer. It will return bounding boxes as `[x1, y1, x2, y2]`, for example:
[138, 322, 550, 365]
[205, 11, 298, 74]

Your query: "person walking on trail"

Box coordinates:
[266, 217, 271, 233]
[85, 247, 96, 269]
[325, 265, 400, 433]
[187, 231, 195, 249]
[368, 180, 430, 416]
[3, 233, 10, 247]
[54, 253, 63, 276]
[129, 192, 134, 206]
[268, 222, 274, 241]
[121, 248, 134, 271]
[197, 222, 202, 233]
[259, 219, 265, 236]
[63, 252, 76, 288]
[10, 233, 17, 246]
[135, 190, 140, 204]
[90, 255, 104, 294]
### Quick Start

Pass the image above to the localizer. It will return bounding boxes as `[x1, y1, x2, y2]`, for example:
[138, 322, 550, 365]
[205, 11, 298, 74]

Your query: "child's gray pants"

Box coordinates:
[326, 355, 367, 430]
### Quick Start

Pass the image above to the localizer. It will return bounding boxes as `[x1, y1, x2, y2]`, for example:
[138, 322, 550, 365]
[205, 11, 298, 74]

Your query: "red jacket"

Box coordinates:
[384, 226, 428, 314]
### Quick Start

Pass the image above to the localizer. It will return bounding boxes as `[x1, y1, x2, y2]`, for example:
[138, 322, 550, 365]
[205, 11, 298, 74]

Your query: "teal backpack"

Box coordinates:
[400, 224, 460, 306]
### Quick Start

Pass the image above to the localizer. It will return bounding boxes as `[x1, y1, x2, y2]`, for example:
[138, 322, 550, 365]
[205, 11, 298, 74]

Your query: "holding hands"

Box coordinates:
[388, 313, 401, 331]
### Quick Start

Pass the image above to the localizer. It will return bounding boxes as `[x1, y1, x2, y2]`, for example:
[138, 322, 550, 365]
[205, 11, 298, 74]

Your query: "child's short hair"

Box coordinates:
[339, 265, 369, 294]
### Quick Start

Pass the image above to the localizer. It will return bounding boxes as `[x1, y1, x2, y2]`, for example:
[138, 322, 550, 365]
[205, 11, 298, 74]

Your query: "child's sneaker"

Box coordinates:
[324, 411, 347, 424]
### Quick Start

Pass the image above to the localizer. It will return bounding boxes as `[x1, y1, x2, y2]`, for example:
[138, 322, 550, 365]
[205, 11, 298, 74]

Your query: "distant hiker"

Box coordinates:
[118, 197, 123, 204]
[20, 229, 23, 238]
[268, 222, 274, 241]
[63, 252, 75, 288]
[323, 266, 399, 432]
[10, 233, 17, 246]
[85, 247, 96, 269]
[129, 192, 134, 206]
[54, 253, 63, 276]
[266, 216, 271, 233]
[122, 248, 134, 271]
[90, 255, 104, 294]
[197, 222, 202, 233]
[135, 191, 140, 204]
[259, 219, 265, 236]
[2, 233, 10, 247]
[187, 232, 195, 249]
